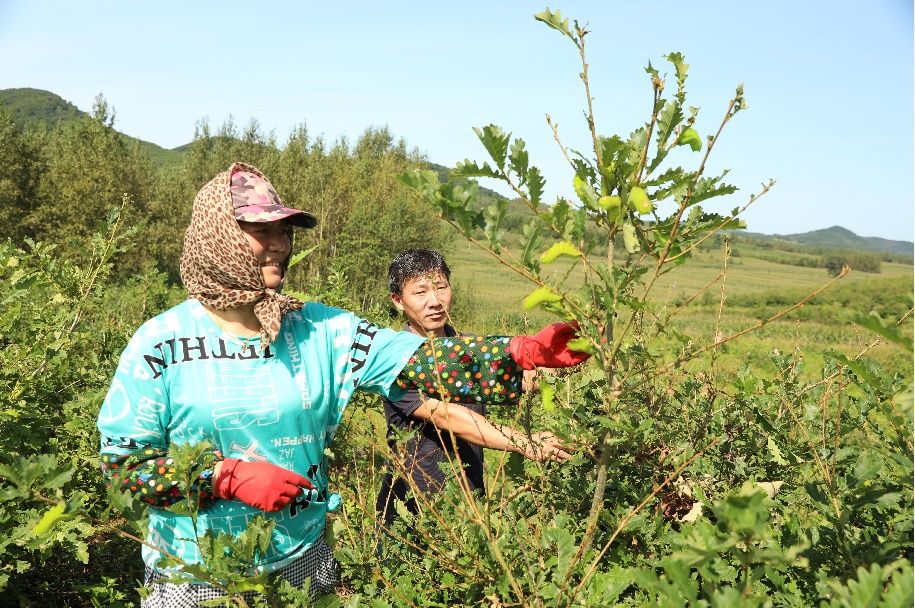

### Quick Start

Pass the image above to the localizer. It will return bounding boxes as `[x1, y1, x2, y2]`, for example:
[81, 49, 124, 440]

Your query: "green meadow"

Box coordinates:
[446, 241, 913, 379]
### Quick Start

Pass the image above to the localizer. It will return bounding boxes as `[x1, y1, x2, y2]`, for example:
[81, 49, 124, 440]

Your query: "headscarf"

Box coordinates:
[179, 161, 304, 345]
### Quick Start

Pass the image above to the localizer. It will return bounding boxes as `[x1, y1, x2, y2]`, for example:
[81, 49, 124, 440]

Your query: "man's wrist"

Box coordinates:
[505, 428, 529, 455]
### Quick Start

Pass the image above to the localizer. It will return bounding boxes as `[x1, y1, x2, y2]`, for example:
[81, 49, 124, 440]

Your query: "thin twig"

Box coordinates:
[666, 180, 775, 264]
[547, 114, 576, 169]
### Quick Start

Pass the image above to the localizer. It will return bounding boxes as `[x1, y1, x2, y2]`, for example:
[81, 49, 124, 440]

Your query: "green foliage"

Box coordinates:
[0, 211, 183, 605]
[0, 105, 44, 245]
[387, 7, 913, 607]
[20, 96, 156, 275]
[821, 560, 913, 608]
[0, 98, 445, 295]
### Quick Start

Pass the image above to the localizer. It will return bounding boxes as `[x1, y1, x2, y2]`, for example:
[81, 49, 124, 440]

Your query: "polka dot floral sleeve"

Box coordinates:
[396, 335, 523, 404]
[99, 446, 223, 509]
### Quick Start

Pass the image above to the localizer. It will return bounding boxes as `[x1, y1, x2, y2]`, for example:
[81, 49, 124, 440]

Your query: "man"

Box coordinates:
[375, 249, 572, 526]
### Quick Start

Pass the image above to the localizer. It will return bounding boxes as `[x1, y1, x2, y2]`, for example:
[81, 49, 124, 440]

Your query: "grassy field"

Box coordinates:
[444, 240, 913, 379]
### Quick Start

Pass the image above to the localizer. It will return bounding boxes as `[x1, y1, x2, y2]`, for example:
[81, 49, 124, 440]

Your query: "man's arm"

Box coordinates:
[411, 396, 572, 463]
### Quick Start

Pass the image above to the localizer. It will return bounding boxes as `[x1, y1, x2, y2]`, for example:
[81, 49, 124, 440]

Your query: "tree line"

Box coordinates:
[0, 95, 449, 305]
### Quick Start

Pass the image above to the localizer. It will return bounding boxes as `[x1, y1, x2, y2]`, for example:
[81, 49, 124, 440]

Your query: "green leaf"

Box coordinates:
[644, 61, 659, 81]
[573, 174, 599, 209]
[540, 241, 581, 264]
[534, 8, 576, 42]
[473, 125, 511, 171]
[484, 198, 508, 252]
[522, 286, 562, 310]
[451, 159, 501, 179]
[566, 337, 596, 355]
[688, 171, 738, 206]
[711, 483, 769, 537]
[544, 198, 571, 233]
[678, 127, 702, 151]
[852, 452, 882, 485]
[654, 100, 683, 151]
[397, 169, 440, 196]
[827, 351, 883, 390]
[520, 220, 543, 273]
[766, 436, 788, 466]
[851, 312, 914, 353]
[527, 166, 545, 205]
[585, 566, 633, 606]
[622, 221, 640, 253]
[287, 245, 317, 270]
[509, 138, 529, 183]
[505, 450, 526, 479]
[836, 563, 883, 608]
[664, 52, 690, 102]
[394, 497, 414, 521]
[541, 383, 556, 412]
[880, 561, 914, 608]
[626, 126, 649, 168]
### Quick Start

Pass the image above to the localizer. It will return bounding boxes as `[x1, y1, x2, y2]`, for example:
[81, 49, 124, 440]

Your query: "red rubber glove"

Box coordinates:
[508, 321, 592, 370]
[213, 459, 314, 512]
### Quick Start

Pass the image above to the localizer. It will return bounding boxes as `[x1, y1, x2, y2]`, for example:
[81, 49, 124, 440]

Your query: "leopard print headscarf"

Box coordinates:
[179, 161, 304, 345]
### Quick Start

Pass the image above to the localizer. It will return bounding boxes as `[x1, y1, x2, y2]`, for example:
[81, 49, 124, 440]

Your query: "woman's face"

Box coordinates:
[237, 220, 292, 289]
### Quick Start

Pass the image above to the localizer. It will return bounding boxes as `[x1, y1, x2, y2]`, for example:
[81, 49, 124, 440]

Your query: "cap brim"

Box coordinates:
[280, 209, 318, 228]
[236, 207, 318, 228]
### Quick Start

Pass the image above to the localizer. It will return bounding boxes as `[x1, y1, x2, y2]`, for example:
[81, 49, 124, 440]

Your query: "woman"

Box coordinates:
[97, 162, 588, 605]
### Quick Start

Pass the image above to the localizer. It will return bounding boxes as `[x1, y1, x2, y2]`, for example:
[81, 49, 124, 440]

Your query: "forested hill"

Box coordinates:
[0, 88, 185, 168]
[783, 226, 912, 256]
[0, 88, 84, 125]
[736, 226, 913, 258]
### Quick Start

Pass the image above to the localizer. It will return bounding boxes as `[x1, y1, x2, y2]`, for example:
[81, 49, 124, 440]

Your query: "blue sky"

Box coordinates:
[1, 1, 912, 241]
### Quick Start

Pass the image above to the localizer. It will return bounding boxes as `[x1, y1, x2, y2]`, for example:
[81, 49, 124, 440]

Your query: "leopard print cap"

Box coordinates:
[179, 161, 304, 345]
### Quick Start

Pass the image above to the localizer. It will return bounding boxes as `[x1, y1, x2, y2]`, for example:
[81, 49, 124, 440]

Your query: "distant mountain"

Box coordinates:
[781, 226, 913, 256]
[738, 226, 913, 258]
[0, 88, 186, 169]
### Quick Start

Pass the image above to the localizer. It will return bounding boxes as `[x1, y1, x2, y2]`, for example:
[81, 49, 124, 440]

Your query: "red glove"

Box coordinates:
[508, 322, 592, 370]
[213, 459, 315, 512]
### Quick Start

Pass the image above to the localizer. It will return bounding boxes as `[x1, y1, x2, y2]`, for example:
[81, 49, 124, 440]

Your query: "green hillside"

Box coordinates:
[0, 87, 186, 170]
[783, 225, 913, 256]
[0, 87, 84, 124]
[737, 225, 912, 258]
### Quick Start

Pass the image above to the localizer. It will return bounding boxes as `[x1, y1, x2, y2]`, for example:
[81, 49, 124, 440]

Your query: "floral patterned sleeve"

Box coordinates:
[396, 335, 523, 405]
[99, 444, 222, 509]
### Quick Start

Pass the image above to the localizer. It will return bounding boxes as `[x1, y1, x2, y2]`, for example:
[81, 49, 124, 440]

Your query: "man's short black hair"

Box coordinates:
[388, 249, 451, 295]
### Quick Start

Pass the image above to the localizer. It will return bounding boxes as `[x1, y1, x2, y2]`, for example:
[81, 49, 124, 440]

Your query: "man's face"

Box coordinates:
[392, 272, 452, 335]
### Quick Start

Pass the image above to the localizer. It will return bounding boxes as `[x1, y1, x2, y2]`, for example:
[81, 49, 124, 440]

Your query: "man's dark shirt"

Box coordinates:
[375, 324, 486, 525]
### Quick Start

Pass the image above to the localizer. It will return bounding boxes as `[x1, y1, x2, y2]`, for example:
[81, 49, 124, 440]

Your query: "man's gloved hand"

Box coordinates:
[213, 458, 314, 512]
[508, 321, 592, 370]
